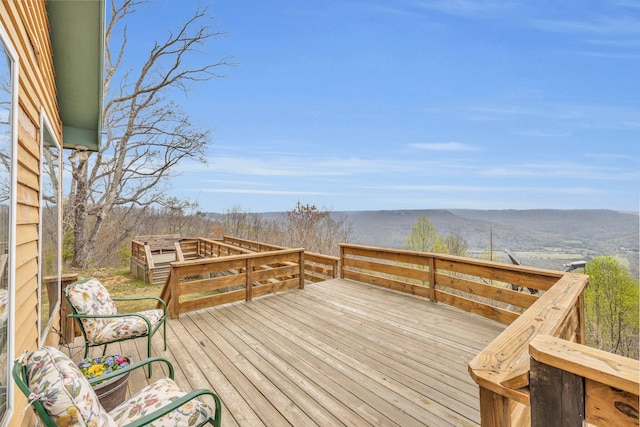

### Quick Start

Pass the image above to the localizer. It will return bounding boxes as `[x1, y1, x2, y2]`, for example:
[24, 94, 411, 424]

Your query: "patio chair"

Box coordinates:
[64, 278, 166, 377]
[13, 346, 222, 426]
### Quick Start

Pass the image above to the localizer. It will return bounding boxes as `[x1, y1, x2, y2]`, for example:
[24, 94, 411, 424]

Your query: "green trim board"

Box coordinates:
[46, 0, 106, 151]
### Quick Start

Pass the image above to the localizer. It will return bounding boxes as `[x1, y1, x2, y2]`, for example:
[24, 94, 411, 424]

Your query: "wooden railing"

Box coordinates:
[469, 273, 587, 426]
[195, 237, 253, 257]
[339, 243, 563, 325]
[221, 236, 285, 252]
[529, 335, 639, 427]
[159, 248, 306, 318]
[130, 240, 155, 284]
[338, 243, 592, 426]
[221, 236, 339, 283]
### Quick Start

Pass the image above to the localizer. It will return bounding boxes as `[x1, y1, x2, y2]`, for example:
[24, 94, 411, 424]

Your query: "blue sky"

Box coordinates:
[128, 0, 639, 213]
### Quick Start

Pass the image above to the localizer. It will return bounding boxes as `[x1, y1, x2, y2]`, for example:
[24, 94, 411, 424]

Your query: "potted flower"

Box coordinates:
[76, 354, 132, 411]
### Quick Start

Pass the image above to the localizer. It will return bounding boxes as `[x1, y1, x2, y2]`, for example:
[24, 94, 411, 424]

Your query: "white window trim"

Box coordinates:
[0, 20, 19, 426]
[38, 111, 62, 346]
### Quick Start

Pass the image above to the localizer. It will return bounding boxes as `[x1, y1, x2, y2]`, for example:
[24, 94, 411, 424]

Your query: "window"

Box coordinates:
[0, 23, 17, 424]
[39, 116, 61, 344]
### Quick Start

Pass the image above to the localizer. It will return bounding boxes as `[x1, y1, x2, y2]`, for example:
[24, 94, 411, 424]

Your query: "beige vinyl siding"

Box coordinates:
[0, 1, 62, 425]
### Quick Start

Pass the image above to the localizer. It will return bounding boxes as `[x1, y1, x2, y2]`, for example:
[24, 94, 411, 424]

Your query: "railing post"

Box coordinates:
[299, 250, 305, 289]
[479, 387, 511, 427]
[60, 273, 79, 343]
[339, 245, 345, 279]
[246, 257, 253, 302]
[577, 293, 585, 344]
[168, 266, 180, 318]
[144, 243, 155, 284]
[428, 256, 436, 302]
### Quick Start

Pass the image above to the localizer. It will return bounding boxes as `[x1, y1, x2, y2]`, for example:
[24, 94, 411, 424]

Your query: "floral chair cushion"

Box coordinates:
[110, 377, 213, 427]
[25, 346, 116, 426]
[91, 308, 165, 345]
[66, 278, 117, 341]
[67, 279, 164, 344]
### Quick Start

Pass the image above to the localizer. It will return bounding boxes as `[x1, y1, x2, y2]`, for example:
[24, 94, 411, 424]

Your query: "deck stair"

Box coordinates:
[148, 252, 176, 285]
[130, 234, 184, 285]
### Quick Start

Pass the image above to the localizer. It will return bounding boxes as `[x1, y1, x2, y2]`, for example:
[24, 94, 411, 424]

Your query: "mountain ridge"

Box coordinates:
[333, 209, 638, 274]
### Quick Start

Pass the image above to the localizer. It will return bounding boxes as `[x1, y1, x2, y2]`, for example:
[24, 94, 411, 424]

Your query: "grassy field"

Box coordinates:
[69, 268, 163, 313]
[68, 268, 219, 312]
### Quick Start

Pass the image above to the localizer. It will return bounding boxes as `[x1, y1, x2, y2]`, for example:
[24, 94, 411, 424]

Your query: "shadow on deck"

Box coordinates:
[74, 278, 504, 427]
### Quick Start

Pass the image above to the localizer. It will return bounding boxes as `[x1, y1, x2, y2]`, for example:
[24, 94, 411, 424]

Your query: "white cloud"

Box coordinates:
[191, 155, 427, 177]
[531, 16, 640, 36]
[480, 162, 640, 180]
[191, 188, 330, 196]
[408, 142, 478, 151]
[366, 183, 605, 196]
[412, 0, 516, 17]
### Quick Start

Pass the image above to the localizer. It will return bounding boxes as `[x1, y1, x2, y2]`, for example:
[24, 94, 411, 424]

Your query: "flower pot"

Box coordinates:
[92, 370, 130, 412]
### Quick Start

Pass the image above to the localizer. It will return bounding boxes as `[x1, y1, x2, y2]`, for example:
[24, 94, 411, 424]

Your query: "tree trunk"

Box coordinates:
[71, 156, 90, 268]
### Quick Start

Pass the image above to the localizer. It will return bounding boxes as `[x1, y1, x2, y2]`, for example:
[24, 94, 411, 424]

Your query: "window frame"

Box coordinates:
[0, 20, 18, 426]
[38, 111, 62, 346]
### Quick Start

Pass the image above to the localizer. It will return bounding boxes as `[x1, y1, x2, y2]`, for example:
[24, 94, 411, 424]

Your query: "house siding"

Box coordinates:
[0, 1, 62, 425]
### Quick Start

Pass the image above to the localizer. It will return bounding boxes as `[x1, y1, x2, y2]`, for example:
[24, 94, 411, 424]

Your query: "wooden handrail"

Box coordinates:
[530, 334, 638, 395]
[222, 236, 339, 281]
[144, 243, 155, 269]
[175, 242, 185, 262]
[529, 335, 639, 427]
[159, 248, 306, 318]
[338, 243, 562, 323]
[222, 235, 288, 252]
[468, 274, 588, 403]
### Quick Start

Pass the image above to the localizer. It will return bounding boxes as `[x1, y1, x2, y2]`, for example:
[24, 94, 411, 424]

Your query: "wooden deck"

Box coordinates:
[73, 278, 505, 426]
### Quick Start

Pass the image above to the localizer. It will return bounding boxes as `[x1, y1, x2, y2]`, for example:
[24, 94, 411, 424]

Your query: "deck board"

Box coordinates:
[76, 278, 505, 426]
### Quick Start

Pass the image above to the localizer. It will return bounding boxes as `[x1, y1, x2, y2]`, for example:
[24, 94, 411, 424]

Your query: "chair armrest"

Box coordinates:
[88, 357, 175, 386]
[112, 296, 167, 313]
[124, 389, 222, 427]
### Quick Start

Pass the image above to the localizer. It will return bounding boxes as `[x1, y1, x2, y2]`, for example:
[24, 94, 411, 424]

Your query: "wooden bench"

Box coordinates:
[134, 234, 182, 253]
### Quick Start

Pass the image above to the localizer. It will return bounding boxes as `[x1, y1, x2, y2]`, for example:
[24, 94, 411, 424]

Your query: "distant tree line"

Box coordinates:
[214, 202, 353, 256]
[63, 201, 353, 268]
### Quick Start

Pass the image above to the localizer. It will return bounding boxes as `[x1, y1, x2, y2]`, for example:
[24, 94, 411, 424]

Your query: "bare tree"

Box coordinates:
[281, 202, 352, 256]
[65, 0, 232, 268]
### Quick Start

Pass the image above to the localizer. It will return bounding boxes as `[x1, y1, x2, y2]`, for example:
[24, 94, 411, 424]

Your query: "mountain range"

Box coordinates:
[334, 209, 638, 275]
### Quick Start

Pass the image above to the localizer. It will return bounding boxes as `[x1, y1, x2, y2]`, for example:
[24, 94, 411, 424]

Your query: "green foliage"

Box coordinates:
[402, 216, 448, 253]
[584, 255, 639, 359]
[62, 226, 75, 263]
[117, 242, 131, 267]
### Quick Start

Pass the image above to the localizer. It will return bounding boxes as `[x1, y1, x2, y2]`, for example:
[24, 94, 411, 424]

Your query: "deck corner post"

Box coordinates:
[530, 356, 585, 427]
[339, 244, 345, 279]
[479, 387, 512, 427]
